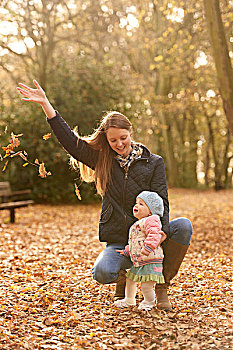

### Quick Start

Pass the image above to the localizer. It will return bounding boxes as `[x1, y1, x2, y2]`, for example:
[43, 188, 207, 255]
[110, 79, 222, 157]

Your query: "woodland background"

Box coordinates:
[0, 0, 233, 202]
[0, 2, 233, 349]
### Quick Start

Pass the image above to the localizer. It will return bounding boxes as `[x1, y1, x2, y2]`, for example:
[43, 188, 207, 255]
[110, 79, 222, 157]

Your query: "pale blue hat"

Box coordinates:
[137, 191, 164, 217]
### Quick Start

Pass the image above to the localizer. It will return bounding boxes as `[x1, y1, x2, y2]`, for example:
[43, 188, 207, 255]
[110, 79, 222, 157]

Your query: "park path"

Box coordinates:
[0, 189, 232, 349]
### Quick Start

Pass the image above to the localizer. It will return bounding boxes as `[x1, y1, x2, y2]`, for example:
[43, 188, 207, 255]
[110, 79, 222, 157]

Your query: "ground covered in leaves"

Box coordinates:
[0, 189, 232, 350]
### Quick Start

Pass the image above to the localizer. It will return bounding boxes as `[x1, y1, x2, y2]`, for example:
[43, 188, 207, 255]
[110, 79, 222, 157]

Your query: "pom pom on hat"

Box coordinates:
[137, 191, 164, 217]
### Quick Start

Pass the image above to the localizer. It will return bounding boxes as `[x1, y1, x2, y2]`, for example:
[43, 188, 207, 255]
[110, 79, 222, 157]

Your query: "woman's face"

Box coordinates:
[106, 127, 132, 157]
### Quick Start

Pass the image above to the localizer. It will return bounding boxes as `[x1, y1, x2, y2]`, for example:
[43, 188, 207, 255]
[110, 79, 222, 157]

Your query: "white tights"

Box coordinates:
[114, 277, 156, 309]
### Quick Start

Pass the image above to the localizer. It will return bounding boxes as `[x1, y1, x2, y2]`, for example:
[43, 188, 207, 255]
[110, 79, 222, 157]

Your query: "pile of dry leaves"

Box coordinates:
[0, 189, 232, 349]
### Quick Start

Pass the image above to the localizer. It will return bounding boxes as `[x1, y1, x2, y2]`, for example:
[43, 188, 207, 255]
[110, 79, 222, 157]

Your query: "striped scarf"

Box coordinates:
[115, 143, 143, 171]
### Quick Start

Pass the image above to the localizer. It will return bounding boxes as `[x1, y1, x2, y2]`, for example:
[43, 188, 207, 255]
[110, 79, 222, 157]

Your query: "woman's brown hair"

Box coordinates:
[70, 111, 132, 196]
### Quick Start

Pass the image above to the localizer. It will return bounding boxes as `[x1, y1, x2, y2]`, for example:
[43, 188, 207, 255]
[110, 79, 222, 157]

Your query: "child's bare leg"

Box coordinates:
[138, 281, 156, 310]
[114, 278, 137, 307]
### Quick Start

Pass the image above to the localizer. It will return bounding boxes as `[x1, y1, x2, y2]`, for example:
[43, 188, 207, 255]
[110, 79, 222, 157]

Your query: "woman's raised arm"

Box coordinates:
[17, 79, 98, 168]
[17, 80, 56, 119]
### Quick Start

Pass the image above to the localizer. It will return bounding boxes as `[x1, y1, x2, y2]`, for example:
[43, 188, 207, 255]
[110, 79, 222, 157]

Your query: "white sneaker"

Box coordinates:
[114, 298, 136, 308]
[138, 300, 155, 310]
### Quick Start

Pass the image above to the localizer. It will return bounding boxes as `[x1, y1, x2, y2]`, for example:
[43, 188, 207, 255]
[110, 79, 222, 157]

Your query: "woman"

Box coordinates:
[17, 80, 193, 310]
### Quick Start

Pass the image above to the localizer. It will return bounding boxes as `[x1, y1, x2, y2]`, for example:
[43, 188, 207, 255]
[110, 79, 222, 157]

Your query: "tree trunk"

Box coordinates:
[223, 129, 233, 187]
[156, 74, 180, 187]
[203, 0, 233, 134]
[206, 114, 223, 190]
[158, 111, 180, 186]
[205, 138, 211, 187]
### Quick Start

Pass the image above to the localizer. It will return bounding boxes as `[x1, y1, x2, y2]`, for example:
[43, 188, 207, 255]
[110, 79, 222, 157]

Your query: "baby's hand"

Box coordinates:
[141, 248, 150, 256]
[115, 249, 124, 255]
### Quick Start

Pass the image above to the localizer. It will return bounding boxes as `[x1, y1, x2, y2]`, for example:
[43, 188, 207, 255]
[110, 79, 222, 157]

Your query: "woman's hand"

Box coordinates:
[159, 231, 167, 244]
[17, 80, 56, 119]
[17, 80, 46, 105]
[115, 249, 124, 255]
[141, 247, 150, 256]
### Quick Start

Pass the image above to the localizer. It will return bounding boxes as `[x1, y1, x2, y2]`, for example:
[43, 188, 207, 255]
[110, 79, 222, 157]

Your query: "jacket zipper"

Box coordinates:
[122, 169, 128, 229]
[121, 157, 149, 230]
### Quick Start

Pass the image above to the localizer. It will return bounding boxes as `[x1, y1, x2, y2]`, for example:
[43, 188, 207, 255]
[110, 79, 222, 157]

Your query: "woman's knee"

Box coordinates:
[92, 244, 131, 284]
[92, 262, 118, 284]
[169, 217, 193, 245]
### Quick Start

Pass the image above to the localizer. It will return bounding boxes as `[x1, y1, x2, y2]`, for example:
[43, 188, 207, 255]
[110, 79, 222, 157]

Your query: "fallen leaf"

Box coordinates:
[38, 162, 52, 178]
[74, 183, 82, 200]
[11, 132, 21, 147]
[10, 151, 23, 157]
[2, 160, 8, 171]
[43, 133, 51, 140]
[19, 152, 28, 161]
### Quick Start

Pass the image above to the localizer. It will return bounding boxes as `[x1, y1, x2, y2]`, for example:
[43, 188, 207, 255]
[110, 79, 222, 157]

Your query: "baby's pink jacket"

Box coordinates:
[123, 215, 164, 267]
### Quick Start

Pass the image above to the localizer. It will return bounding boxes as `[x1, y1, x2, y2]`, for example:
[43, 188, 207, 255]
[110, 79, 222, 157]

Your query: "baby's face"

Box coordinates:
[133, 198, 151, 220]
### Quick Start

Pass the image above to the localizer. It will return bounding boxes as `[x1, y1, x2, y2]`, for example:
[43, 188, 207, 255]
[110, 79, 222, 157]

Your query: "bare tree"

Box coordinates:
[0, 0, 91, 88]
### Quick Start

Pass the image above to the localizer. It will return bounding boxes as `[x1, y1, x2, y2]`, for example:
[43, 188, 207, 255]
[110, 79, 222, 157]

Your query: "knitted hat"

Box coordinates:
[137, 191, 164, 217]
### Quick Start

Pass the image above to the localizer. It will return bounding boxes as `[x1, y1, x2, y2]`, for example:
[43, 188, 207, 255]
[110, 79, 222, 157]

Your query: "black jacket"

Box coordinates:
[48, 112, 170, 245]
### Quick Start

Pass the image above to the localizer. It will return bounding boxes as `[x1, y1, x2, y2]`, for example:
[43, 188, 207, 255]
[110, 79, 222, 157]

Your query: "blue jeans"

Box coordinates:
[92, 217, 192, 284]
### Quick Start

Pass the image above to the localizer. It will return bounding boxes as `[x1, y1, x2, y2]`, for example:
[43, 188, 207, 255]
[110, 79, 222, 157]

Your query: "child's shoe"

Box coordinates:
[138, 300, 155, 311]
[114, 298, 136, 308]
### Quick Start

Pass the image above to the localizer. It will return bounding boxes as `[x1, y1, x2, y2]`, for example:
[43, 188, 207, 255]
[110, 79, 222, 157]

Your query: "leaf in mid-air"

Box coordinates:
[43, 133, 51, 140]
[74, 183, 82, 200]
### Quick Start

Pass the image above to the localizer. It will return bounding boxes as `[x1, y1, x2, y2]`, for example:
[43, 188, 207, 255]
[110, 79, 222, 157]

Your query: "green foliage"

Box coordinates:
[48, 54, 133, 135]
[0, 54, 141, 202]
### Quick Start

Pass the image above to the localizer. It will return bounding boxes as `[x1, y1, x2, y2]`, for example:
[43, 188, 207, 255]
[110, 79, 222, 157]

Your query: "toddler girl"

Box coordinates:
[114, 191, 165, 310]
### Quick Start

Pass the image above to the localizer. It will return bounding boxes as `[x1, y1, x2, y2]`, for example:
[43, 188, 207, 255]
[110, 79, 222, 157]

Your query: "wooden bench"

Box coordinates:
[0, 182, 34, 223]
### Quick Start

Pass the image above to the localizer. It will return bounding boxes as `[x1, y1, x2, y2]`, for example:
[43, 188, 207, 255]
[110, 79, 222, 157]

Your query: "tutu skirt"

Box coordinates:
[126, 263, 165, 283]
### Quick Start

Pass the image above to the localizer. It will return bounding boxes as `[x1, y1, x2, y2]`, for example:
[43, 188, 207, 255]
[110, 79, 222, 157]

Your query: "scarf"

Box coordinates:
[115, 143, 143, 171]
